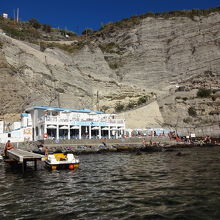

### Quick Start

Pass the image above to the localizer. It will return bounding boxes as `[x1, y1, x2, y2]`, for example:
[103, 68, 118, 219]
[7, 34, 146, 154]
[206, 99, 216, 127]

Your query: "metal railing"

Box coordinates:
[42, 116, 125, 125]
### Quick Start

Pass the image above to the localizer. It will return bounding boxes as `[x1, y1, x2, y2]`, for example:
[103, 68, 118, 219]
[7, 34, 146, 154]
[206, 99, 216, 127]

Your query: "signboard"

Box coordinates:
[191, 134, 196, 138]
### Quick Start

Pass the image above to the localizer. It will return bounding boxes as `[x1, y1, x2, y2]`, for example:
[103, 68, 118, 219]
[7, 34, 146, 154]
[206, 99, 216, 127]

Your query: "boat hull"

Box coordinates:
[44, 160, 79, 170]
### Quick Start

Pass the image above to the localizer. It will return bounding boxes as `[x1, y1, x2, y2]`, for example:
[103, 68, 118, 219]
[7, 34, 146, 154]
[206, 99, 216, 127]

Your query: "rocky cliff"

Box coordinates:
[0, 9, 220, 133]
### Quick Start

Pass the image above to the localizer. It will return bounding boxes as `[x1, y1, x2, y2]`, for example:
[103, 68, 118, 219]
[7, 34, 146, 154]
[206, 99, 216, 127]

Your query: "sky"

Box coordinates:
[0, 0, 220, 34]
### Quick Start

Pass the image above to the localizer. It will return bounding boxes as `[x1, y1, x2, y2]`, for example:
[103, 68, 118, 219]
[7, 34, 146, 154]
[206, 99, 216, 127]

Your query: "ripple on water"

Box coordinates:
[0, 148, 220, 219]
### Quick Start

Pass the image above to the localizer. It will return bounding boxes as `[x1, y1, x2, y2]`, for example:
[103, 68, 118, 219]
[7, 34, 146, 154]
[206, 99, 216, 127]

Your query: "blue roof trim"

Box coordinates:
[29, 106, 104, 114]
[21, 113, 29, 117]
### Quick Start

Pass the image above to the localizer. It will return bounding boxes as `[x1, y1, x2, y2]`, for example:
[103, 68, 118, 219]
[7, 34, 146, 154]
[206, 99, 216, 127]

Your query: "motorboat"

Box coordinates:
[44, 153, 79, 170]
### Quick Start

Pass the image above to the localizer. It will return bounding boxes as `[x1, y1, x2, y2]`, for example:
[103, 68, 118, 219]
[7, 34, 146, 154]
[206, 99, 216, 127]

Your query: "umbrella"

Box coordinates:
[71, 126, 79, 129]
[47, 125, 57, 129]
[102, 127, 109, 130]
[91, 126, 99, 130]
[59, 125, 69, 129]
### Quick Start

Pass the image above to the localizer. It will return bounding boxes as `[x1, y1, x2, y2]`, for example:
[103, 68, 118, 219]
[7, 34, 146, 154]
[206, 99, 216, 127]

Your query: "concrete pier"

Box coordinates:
[5, 149, 43, 172]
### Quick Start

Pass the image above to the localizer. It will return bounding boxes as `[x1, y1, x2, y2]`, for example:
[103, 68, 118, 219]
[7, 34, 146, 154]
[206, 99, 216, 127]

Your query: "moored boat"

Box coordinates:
[44, 153, 79, 170]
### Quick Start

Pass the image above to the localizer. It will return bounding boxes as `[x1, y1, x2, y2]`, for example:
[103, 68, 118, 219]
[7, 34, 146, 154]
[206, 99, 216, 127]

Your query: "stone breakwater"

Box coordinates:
[6, 137, 219, 155]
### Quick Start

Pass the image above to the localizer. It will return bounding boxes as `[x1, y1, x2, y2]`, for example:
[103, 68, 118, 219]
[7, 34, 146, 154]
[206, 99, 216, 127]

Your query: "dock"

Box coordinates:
[5, 149, 43, 172]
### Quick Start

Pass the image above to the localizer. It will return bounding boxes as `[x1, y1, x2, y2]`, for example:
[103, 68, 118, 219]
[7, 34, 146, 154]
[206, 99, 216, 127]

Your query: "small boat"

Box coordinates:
[44, 153, 79, 170]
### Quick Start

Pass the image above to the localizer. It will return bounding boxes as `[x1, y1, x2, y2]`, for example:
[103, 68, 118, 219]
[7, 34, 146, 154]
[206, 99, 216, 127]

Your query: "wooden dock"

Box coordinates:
[5, 149, 43, 172]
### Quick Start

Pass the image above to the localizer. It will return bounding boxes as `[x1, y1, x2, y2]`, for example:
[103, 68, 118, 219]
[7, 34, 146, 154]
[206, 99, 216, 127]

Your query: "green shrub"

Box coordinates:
[175, 96, 181, 100]
[100, 105, 108, 112]
[97, 6, 220, 36]
[28, 18, 41, 29]
[197, 88, 211, 98]
[183, 117, 192, 123]
[42, 24, 51, 33]
[99, 42, 120, 53]
[137, 96, 148, 105]
[145, 12, 155, 17]
[3, 26, 25, 39]
[188, 107, 197, 117]
[39, 41, 86, 53]
[56, 88, 65, 93]
[115, 103, 124, 112]
[126, 102, 136, 110]
[109, 63, 119, 69]
[212, 96, 216, 101]
[81, 28, 94, 36]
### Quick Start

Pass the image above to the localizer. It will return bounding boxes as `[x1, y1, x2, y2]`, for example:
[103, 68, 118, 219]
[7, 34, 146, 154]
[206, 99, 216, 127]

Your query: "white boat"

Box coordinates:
[44, 153, 79, 170]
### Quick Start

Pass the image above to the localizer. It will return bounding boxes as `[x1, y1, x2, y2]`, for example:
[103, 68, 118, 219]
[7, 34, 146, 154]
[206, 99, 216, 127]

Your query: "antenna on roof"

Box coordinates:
[16, 8, 19, 23]
[13, 9, 16, 24]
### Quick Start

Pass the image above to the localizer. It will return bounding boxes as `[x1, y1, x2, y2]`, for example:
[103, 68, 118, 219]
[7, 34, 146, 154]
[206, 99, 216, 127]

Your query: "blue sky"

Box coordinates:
[0, 0, 219, 33]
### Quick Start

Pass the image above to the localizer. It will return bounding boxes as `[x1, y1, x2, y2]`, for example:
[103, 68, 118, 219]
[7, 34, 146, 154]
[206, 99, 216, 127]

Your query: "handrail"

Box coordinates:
[42, 115, 125, 125]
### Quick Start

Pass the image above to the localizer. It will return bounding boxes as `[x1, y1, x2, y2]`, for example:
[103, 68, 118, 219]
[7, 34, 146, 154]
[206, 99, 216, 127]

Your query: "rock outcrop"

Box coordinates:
[0, 11, 220, 132]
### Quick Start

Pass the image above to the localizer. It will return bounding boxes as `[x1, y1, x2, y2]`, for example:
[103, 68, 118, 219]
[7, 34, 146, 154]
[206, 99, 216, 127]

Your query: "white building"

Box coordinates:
[3, 13, 8, 19]
[0, 113, 32, 143]
[25, 106, 125, 141]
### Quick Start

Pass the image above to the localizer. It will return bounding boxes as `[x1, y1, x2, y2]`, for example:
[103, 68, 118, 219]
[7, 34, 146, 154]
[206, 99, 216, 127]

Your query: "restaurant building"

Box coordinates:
[25, 106, 126, 141]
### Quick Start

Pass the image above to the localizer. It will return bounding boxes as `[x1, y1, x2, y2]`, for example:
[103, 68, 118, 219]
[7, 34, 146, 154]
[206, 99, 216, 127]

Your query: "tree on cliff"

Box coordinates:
[28, 18, 41, 29]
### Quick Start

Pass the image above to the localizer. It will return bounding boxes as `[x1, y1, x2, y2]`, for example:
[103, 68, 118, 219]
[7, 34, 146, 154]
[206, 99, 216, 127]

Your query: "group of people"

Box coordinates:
[2, 140, 48, 157]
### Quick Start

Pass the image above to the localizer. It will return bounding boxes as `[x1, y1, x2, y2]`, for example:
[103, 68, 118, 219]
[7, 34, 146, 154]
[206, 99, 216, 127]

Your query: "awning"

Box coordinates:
[47, 125, 57, 129]
[91, 126, 99, 130]
[59, 125, 69, 129]
[71, 126, 80, 129]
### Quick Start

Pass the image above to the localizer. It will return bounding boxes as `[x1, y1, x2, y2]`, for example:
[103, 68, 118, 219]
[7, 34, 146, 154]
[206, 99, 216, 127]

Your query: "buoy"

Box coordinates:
[69, 164, 74, 170]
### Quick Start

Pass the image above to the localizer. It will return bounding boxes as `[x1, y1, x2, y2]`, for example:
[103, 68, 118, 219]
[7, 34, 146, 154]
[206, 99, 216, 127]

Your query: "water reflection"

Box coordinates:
[0, 147, 220, 219]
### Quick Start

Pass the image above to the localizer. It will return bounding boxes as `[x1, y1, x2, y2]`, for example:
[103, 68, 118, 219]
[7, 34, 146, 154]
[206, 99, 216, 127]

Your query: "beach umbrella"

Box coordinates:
[59, 125, 69, 129]
[71, 126, 79, 129]
[91, 126, 99, 130]
[47, 125, 57, 129]
[102, 127, 109, 130]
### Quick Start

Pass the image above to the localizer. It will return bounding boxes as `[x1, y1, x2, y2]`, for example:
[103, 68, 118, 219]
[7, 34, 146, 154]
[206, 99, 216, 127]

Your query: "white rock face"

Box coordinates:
[118, 101, 164, 129]
[97, 13, 220, 94]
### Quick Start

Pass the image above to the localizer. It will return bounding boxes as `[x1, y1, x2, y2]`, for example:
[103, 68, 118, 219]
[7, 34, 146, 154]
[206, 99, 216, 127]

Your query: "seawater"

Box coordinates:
[0, 146, 220, 220]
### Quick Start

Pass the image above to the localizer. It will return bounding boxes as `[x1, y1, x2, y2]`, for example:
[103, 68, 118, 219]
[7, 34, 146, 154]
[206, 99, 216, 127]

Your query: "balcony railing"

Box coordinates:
[42, 116, 125, 125]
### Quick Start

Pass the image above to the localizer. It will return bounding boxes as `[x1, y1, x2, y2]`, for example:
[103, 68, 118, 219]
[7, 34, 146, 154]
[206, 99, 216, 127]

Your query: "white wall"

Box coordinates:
[0, 121, 4, 134]
[11, 122, 21, 130]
